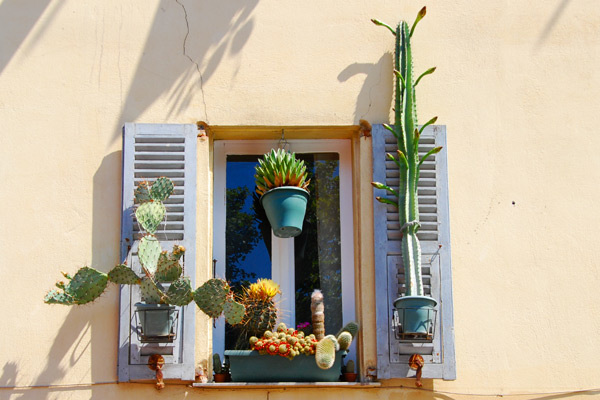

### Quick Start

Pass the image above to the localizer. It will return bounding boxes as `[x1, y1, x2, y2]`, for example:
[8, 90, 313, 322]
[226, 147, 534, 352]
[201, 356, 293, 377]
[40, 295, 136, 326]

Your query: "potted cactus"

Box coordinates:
[254, 148, 311, 238]
[371, 7, 440, 339]
[342, 359, 357, 382]
[44, 177, 246, 342]
[225, 285, 359, 382]
[212, 353, 231, 382]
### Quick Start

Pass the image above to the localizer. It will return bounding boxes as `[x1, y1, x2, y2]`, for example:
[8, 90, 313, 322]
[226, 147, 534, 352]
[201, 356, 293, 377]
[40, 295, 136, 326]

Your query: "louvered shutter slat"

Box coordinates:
[118, 123, 197, 382]
[373, 124, 456, 380]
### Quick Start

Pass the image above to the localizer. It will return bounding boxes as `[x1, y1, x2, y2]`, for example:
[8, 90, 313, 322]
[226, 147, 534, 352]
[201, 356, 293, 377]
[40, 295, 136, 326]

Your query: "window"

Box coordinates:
[213, 139, 356, 362]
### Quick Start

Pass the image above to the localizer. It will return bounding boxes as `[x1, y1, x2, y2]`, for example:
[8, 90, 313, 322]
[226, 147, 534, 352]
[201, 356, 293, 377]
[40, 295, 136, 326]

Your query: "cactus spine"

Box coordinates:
[371, 7, 441, 297]
[234, 279, 280, 349]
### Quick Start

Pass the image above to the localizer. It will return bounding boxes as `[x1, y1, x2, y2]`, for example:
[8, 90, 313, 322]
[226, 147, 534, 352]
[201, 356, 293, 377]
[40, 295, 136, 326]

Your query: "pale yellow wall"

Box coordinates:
[2, 0, 600, 399]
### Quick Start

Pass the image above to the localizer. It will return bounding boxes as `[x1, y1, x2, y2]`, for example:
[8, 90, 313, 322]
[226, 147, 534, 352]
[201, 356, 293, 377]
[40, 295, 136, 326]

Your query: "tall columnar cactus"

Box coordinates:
[45, 177, 244, 325]
[371, 7, 441, 297]
[311, 289, 325, 341]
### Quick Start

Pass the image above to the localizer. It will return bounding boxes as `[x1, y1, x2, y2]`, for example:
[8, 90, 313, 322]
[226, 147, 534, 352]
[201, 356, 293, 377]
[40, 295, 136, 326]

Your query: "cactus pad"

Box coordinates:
[315, 335, 338, 370]
[154, 245, 185, 282]
[44, 288, 75, 305]
[134, 181, 152, 204]
[140, 277, 165, 303]
[165, 276, 193, 306]
[223, 297, 245, 325]
[108, 264, 141, 285]
[138, 235, 162, 274]
[337, 331, 353, 351]
[45, 267, 109, 305]
[150, 177, 174, 202]
[193, 279, 230, 318]
[135, 201, 165, 234]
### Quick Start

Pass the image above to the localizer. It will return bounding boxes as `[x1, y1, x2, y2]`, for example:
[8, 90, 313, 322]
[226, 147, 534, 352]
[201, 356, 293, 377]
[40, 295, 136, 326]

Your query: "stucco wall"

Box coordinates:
[2, 0, 600, 399]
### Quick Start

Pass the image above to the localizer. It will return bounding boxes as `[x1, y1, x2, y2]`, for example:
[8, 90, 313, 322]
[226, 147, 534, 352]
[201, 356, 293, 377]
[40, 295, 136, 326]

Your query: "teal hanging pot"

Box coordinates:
[393, 296, 437, 340]
[260, 187, 309, 238]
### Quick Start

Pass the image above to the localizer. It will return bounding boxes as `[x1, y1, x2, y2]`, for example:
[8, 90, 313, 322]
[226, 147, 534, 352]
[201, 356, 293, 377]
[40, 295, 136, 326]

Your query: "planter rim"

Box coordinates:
[259, 186, 309, 201]
[134, 302, 176, 309]
[393, 295, 437, 307]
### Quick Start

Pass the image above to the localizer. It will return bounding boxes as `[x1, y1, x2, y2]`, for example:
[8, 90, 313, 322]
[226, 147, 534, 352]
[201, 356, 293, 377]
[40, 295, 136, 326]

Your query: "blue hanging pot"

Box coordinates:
[260, 187, 309, 238]
[393, 296, 437, 337]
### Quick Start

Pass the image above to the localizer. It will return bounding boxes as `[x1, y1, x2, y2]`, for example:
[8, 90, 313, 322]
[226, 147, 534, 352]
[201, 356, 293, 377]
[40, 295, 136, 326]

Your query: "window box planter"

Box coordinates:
[224, 350, 346, 382]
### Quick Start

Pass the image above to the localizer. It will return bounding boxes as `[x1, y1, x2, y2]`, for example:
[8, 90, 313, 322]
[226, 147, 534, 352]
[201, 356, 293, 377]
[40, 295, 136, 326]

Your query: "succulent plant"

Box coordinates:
[337, 331, 353, 351]
[254, 148, 311, 196]
[310, 289, 325, 341]
[45, 177, 244, 325]
[250, 322, 319, 360]
[371, 7, 441, 297]
[345, 359, 355, 374]
[315, 335, 338, 370]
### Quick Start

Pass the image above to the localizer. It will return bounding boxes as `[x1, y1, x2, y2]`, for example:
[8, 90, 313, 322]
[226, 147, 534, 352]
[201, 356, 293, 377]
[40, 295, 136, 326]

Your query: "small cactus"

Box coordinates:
[212, 353, 222, 374]
[337, 331, 352, 351]
[311, 289, 325, 341]
[345, 360, 355, 374]
[315, 335, 338, 370]
[336, 321, 359, 339]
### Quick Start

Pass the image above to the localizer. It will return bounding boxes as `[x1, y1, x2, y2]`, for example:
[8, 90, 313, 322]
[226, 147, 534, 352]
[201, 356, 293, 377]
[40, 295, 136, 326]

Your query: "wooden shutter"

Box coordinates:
[118, 123, 197, 382]
[373, 124, 456, 380]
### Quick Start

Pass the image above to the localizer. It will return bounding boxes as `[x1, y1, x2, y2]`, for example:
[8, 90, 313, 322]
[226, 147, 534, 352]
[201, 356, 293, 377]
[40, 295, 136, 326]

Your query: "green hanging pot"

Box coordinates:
[135, 303, 178, 341]
[393, 296, 437, 337]
[260, 187, 309, 238]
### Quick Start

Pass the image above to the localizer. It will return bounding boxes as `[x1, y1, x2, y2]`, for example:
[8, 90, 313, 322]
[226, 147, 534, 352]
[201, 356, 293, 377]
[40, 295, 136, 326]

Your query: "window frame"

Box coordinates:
[212, 139, 356, 360]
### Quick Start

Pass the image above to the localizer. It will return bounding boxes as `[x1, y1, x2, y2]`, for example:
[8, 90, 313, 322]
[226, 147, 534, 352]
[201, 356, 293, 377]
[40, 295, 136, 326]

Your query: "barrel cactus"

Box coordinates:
[45, 177, 244, 325]
[233, 279, 280, 349]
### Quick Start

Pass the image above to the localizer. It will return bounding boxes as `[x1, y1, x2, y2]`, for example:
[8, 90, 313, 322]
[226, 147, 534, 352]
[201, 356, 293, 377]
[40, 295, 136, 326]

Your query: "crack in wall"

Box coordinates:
[175, 0, 209, 123]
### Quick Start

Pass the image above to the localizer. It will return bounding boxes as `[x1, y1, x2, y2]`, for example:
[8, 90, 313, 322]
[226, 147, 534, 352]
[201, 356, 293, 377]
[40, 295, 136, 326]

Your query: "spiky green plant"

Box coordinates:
[233, 279, 280, 349]
[45, 177, 244, 325]
[254, 148, 311, 196]
[371, 7, 441, 298]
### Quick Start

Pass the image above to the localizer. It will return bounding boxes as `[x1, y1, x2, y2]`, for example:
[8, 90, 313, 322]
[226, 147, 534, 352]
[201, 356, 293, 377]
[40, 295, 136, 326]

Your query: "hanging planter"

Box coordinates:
[392, 296, 437, 341]
[135, 303, 179, 342]
[260, 186, 309, 238]
[255, 148, 311, 238]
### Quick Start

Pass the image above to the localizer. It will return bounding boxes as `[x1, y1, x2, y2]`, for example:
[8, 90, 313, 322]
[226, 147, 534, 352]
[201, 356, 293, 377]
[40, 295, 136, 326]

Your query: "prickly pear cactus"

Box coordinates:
[165, 276, 193, 306]
[149, 177, 174, 202]
[135, 201, 166, 234]
[44, 267, 109, 305]
[108, 264, 141, 285]
[140, 277, 164, 304]
[223, 297, 246, 325]
[154, 245, 185, 282]
[193, 279, 230, 318]
[138, 235, 161, 275]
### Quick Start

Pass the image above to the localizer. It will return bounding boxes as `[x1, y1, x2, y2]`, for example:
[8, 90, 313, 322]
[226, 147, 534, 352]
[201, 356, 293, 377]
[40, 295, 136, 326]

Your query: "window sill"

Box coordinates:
[192, 382, 381, 389]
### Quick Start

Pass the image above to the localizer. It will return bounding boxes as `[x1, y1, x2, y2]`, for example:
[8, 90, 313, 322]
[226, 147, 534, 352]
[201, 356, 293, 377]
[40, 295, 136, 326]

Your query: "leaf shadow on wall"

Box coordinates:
[112, 0, 258, 142]
[337, 53, 394, 125]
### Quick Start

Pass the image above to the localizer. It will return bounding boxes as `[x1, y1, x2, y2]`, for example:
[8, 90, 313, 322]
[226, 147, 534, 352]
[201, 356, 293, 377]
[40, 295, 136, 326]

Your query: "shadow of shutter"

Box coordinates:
[118, 123, 197, 382]
[373, 124, 456, 380]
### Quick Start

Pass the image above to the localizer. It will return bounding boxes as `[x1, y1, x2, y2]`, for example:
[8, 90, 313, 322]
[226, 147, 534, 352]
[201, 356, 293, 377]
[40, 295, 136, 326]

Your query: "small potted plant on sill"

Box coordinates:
[212, 353, 231, 382]
[342, 360, 358, 382]
[371, 7, 440, 340]
[44, 177, 246, 342]
[254, 148, 311, 238]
